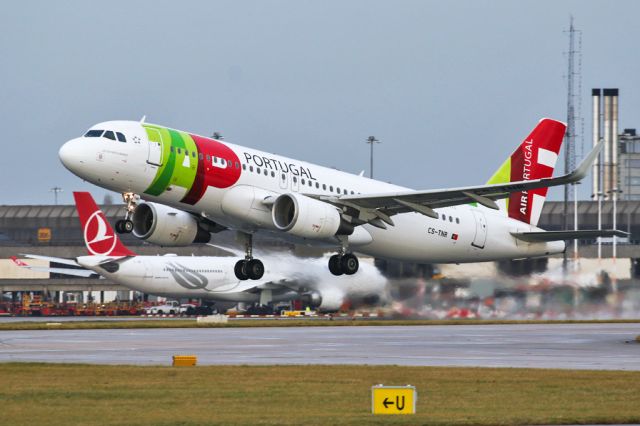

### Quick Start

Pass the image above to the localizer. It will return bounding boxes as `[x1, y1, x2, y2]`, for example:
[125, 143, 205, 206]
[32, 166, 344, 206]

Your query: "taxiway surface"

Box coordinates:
[0, 323, 638, 370]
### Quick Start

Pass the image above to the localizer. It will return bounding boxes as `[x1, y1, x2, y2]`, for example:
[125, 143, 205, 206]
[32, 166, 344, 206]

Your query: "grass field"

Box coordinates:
[1, 318, 639, 331]
[1, 363, 639, 425]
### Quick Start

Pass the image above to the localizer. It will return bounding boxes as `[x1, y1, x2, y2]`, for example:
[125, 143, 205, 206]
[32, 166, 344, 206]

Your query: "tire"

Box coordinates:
[169, 310, 175, 315]
[234, 260, 249, 280]
[247, 259, 264, 280]
[123, 219, 134, 233]
[157, 310, 163, 315]
[328, 254, 343, 276]
[341, 253, 359, 275]
[115, 220, 125, 234]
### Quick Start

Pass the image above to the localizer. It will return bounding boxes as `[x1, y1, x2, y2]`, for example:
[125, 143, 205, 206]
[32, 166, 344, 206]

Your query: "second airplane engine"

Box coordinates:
[271, 193, 352, 239]
[131, 202, 210, 246]
[301, 289, 344, 312]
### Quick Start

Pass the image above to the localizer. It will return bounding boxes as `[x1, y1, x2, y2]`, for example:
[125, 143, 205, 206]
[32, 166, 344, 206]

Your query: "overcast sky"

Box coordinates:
[1, 0, 639, 205]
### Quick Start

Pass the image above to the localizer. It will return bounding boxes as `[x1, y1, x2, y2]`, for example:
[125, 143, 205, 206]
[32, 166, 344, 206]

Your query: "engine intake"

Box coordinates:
[132, 202, 210, 246]
[272, 193, 352, 239]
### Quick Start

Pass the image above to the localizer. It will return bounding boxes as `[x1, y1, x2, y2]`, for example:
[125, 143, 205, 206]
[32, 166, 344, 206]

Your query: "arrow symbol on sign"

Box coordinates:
[383, 397, 393, 409]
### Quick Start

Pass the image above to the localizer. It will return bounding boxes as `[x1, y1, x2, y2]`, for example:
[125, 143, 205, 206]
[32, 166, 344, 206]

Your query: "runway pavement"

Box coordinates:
[0, 323, 638, 370]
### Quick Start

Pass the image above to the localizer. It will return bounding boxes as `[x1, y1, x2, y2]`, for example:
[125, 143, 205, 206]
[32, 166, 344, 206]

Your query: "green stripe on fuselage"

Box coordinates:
[143, 125, 198, 197]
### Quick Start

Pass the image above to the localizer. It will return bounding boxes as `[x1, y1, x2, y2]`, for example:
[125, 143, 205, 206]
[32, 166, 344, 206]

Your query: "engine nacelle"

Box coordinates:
[272, 193, 351, 239]
[301, 289, 344, 312]
[131, 202, 210, 246]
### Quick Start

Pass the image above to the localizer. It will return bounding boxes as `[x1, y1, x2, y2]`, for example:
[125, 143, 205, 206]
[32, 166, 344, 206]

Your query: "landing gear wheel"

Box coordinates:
[115, 219, 133, 234]
[234, 260, 249, 281]
[328, 255, 343, 276]
[246, 259, 264, 280]
[340, 253, 359, 275]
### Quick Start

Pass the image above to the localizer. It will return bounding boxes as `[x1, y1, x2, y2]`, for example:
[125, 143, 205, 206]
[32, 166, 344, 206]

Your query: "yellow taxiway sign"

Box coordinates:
[371, 385, 416, 415]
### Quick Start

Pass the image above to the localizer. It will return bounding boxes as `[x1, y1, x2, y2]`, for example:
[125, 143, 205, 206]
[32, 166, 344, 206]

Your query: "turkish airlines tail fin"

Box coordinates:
[73, 192, 136, 257]
[485, 118, 566, 226]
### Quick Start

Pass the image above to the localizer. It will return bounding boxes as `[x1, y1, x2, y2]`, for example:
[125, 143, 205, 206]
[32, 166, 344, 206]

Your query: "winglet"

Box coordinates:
[565, 139, 604, 183]
[73, 192, 136, 257]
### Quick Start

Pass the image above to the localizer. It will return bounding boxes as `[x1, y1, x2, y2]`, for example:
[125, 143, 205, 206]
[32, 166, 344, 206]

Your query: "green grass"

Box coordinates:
[1, 318, 640, 331]
[0, 363, 639, 425]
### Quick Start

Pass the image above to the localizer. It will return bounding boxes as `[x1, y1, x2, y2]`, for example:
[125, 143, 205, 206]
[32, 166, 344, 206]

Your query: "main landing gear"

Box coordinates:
[115, 192, 137, 234]
[234, 233, 265, 281]
[328, 252, 359, 276]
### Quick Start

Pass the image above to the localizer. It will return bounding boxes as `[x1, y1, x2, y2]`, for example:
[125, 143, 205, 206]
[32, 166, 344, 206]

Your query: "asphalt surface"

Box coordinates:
[0, 323, 638, 370]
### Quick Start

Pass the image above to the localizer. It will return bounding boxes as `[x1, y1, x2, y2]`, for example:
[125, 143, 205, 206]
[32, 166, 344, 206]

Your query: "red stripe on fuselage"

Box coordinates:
[180, 135, 242, 205]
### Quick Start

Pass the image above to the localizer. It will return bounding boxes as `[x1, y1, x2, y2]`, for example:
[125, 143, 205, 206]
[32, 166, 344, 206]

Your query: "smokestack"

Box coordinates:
[611, 89, 619, 195]
[592, 88, 601, 198]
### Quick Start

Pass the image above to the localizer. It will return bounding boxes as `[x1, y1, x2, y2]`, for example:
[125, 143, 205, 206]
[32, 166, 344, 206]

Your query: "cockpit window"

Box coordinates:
[84, 130, 104, 137]
[103, 131, 116, 141]
[116, 132, 126, 143]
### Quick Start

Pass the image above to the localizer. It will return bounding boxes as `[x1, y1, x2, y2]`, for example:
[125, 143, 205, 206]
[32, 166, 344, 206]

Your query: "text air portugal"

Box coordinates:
[508, 120, 564, 225]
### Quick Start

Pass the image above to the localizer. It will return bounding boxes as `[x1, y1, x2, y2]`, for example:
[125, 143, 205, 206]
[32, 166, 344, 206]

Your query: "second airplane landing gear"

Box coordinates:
[234, 233, 265, 281]
[234, 259, 265, 281]
[328, 253, 359, 276]
[115, 219, 133, 234]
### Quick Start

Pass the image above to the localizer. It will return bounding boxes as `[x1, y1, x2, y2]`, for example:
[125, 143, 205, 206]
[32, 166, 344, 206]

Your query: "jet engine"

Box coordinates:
[272, 193, 352, 239]
[131, 202, 211, 246]
[301, 289, 344, 312]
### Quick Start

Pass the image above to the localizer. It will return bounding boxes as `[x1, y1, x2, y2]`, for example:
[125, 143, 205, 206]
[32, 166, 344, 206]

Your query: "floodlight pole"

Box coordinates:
[50, 187, 63, 205]
[365, 136, 380, 178]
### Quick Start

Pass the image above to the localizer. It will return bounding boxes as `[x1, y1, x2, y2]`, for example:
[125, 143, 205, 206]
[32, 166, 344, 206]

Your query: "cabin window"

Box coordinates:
[281, 173, 285, 181]
[249, 166, 253, 172]
[199, 153, 204, 160]
[192, 151, 196, 158]
[301, 179, 305, 185]
[456, 218, 460, 224]
[316, 182, 320, 188]
[322, 184, 326, 190]
[257, 167, 261, 174]
[236, 162, 240, 169]
[293, 176, 297, 183]
[84, 130, 104, 137]
[177, 148, 182, 154]
[271, 171, 275, 177]
[213, 157, 217, 163]
[116, 132, 126, 142]
[103, 131, 116, 141]
[329, 186, 333, 192]
[171, 146, 175, 153]
[242, 164, 246, 170]
[264, 169, 268, 176]
[449, 216, 453, 222]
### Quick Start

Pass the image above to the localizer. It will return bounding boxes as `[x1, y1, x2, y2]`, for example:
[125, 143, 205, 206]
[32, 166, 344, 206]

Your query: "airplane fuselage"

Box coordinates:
[60, 121, 564, 264]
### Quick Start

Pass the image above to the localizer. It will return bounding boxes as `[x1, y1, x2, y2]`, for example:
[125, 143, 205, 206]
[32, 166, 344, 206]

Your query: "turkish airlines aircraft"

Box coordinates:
[58, 118, 625, 280]
[16, 192, 387, 311]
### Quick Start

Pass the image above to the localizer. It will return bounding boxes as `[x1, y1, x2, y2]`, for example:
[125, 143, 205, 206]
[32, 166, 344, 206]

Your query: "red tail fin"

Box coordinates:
[73, 192, 136, 256]
[486, 118, 566, 226]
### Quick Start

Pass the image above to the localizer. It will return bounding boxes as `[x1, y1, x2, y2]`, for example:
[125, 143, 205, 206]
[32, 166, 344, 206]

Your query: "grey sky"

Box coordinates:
[1, 0, 639, 205]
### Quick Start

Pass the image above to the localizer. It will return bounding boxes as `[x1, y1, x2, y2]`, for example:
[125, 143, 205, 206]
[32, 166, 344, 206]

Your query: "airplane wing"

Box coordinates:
[511, 229, 629, 243]
[311, 140, 602, 229]
[12, 256, 98, 278]
[21, 254, 81, 267]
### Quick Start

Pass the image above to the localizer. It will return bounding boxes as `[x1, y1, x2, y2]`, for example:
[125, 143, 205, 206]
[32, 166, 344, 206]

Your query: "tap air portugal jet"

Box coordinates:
[58, 118, 626, 280]
[15, 192, 386, 311]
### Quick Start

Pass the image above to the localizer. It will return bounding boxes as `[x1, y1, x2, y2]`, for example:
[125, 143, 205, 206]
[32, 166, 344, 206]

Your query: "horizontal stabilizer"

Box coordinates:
[511, 229, 629, 243]
[21, 254, 80, 266]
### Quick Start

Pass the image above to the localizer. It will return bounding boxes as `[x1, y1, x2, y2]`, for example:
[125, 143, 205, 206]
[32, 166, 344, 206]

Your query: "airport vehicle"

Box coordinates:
[16, 192, 387, 311]
[58, 118, 626, 280]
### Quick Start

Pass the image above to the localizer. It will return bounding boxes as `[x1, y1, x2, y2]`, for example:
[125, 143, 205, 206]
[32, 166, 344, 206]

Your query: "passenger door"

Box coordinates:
[146, 128, 163, 166]
[471, 209, 488, 249]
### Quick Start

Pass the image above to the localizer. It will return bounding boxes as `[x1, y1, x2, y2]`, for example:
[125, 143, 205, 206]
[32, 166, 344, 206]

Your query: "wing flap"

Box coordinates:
[511, 229, 628, 243]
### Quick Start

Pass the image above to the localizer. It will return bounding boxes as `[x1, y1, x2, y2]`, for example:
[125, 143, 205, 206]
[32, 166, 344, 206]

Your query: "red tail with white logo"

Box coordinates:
[73, 192, 136, 256]
[486, 118, 567, 226]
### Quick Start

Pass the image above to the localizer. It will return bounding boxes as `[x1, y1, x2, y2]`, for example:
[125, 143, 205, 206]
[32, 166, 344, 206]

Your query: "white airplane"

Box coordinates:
[15, 192, 387, 311]
[58, 118, 625, 280]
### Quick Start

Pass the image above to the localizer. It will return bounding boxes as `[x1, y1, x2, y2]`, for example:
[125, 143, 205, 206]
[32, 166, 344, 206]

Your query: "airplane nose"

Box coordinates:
[59, 138, 85, 174]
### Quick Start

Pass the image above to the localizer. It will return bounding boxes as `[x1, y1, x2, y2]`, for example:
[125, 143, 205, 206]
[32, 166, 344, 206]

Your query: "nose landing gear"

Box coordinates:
[115, 192, 138, 234]
[233, 233, 265, 281]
